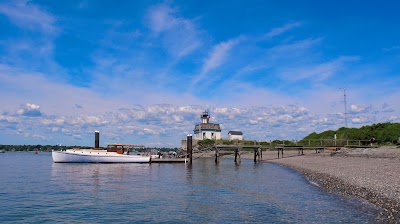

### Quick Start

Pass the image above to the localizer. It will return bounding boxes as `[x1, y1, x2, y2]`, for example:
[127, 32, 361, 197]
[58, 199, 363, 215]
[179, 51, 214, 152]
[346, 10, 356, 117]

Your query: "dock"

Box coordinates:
[151, 158, 188, 163]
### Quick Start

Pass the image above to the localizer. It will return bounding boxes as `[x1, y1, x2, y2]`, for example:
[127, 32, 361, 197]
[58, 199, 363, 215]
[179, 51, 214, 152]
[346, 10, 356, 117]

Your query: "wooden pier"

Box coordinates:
[210, 138, 378, 163]
[182, 138, 378, 164]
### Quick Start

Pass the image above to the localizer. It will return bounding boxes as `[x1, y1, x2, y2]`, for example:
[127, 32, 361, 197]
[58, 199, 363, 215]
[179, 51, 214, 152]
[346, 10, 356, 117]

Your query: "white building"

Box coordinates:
[228, 131, 243, 140]
[193, 111, 222, 140]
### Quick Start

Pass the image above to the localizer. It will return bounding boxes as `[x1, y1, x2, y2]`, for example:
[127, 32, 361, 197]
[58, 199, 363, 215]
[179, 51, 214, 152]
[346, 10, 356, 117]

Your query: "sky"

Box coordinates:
[0, 0, 399, 147]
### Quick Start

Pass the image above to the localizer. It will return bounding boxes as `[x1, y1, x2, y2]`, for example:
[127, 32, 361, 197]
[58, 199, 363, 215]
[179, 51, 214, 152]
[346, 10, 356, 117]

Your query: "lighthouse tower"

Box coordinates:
[193, 111, 221, 140]
[201, 111, 210, 124]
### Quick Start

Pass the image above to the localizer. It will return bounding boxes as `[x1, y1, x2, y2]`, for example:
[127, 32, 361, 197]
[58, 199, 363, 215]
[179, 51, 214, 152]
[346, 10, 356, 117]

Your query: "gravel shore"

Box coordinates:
[263, 146, 400, 223]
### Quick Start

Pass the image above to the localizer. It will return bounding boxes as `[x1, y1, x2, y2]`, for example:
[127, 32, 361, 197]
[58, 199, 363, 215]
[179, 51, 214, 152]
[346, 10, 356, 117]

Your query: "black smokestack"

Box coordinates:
[95, 131, 100, 148]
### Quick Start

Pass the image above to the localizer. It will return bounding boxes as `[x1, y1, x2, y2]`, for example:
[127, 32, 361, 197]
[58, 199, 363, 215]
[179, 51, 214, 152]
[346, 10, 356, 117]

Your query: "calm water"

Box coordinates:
[0, 152, 379, 223]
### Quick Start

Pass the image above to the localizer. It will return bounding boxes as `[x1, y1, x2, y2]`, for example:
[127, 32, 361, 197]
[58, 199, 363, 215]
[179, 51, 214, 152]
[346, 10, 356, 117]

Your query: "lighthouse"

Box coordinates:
[193, 111, 222, 140]
[201, 111, 210, 124]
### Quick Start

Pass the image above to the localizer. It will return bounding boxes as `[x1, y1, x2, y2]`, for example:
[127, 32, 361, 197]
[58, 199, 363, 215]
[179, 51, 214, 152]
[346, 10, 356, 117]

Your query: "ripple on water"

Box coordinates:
[0, 153, 380, 223]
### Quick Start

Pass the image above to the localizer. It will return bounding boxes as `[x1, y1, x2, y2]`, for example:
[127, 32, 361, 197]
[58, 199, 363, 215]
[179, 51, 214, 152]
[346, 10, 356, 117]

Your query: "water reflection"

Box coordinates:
[51, 163, 153, 201]
[0, 154, 380, 223]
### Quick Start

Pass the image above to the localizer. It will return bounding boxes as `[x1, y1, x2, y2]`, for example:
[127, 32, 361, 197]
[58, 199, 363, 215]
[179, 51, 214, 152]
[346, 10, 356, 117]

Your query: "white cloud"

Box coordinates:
[352, 117, 371, 124]
[202, 38, 241, 74]
[193, 37, 243, 85]
[280, 56, 358, 81]
[0, 0, 57, 34]
[146, 3, 177, 33]
[270, 105, 289, 115]
[31, 134, 48, 140]
[143, 128, 157, 135]
[382, 102, 389, 109]
[350, 104, 372, 114]
[72, 134, 82, 140]
[145, 2, 202, 59]
[42, 117, 65, 126]
[312, 117, 329, 125]
[16, 103, 42, 117]
[202, 40, 237, 73]
[0, 64, 128, 116]
[70, 116, 108, 126]
[292, 107, 309, 117]
[382, 45, 400, 52]
[228, 38, 338, 85]
[382, 108, 395, 113]
[264, 21, 303, 39]
[380, 103, 394, 113]
[271, 114, 294, 123]
[0, 102, 397, 146]
[269, 38, 322, 56]
[0, 115, 17, 123]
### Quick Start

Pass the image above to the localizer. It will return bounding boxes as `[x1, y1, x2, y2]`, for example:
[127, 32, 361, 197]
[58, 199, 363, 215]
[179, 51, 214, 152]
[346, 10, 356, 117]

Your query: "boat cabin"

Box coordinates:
[106, 144, 145, 155]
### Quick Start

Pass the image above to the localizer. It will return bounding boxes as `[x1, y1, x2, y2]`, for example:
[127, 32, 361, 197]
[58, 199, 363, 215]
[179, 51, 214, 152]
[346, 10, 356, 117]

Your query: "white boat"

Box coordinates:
[52, 144, 151, 163]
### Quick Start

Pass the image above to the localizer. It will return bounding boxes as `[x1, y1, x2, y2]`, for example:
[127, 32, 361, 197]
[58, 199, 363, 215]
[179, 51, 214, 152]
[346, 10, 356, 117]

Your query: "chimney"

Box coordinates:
[95, 130, 100, 148]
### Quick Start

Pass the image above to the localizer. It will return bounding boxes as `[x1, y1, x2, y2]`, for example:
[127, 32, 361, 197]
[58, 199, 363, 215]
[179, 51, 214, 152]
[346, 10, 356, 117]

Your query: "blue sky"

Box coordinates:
[0, 0, 399, 147]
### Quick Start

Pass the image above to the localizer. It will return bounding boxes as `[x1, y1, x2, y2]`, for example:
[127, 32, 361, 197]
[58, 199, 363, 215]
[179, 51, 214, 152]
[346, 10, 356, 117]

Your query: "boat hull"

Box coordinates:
[52, 150, 151, 163]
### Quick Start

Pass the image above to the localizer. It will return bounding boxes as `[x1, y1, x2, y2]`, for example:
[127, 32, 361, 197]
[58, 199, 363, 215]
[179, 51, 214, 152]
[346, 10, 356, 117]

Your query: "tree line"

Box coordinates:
[301, 122, 400, 144]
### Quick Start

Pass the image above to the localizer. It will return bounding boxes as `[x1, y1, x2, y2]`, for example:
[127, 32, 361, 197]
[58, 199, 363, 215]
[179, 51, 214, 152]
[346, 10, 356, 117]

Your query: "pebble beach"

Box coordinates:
[262, 146, 400, 222]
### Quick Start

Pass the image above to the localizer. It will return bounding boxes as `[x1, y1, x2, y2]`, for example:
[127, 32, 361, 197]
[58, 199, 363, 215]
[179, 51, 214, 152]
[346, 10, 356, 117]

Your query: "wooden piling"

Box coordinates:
[277, 147, 283, 158]
[234, 147, 238, 163]
[298, 147, 304, 155]
[215, 146, 219, 164]
[187, 135, 192, 163]
[234, 147, 241, 163]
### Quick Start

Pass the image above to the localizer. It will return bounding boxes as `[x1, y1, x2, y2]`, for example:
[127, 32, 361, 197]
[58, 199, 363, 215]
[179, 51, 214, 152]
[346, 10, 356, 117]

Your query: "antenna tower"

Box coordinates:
[341, 88, 348, 128]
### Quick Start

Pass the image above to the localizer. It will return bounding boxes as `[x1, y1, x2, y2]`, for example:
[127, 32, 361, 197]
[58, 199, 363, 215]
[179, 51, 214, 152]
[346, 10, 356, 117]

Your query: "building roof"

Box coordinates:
[228, 131, 243, 135]
[194, 123, 221, 131]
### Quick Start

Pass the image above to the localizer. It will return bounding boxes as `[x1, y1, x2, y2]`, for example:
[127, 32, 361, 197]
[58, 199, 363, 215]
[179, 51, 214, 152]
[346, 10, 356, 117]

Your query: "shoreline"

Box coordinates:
[195, 147, 400, 222]
[271, 159, 400, 222]
[266, 147, 400, 222]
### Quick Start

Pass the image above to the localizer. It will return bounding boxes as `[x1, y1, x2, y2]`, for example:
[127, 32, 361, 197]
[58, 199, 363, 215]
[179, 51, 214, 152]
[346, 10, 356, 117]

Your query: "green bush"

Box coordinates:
[197, 139, 216, 148]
